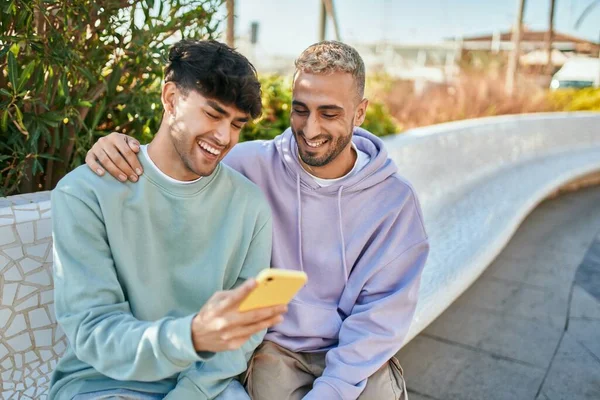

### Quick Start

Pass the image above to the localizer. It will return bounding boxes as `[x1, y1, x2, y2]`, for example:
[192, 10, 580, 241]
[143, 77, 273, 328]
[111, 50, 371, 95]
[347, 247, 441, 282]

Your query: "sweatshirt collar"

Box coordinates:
[139, 147, 220, 197]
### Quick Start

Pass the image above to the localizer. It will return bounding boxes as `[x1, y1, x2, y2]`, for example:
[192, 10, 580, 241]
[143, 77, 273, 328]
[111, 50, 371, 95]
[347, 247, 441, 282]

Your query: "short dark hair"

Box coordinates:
[165, 40, 262, 119]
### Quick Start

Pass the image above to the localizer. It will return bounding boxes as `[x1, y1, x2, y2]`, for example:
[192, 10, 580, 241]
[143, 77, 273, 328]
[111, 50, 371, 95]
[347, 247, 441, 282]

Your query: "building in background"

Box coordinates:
[234, 24, 599, 91]
[459, 29, 600, 56]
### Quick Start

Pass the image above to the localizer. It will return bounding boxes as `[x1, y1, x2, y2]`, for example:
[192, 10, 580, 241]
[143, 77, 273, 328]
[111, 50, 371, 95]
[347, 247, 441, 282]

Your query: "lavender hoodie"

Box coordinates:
[225, 127, 429, 399]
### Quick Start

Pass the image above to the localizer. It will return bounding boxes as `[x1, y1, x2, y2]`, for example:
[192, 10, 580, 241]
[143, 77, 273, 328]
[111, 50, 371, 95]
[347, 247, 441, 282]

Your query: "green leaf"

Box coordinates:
[0, 45, 10, 59]
[14, 105, 23, 123]
[89, 100, 106, 132]
[2, 1, 13, 14]
[30, 125, 41, 147]
[29, 41, 43, 53]
[39, 119, 59, 128]
[107, 66, 121, 96]
[76, 100, 93, 108]
[7, 51, 18, 92]
[0, 88, 12, 97]
[17, 60, 35, 91]
[76, 66, 97, 84]
[38, 153, 63, 162]
[58, 75, 68, 98]
[11, 105, 28, 135]
[39, 111, 64, 122]
[1, 110, 8, 131]
[32, 157, 43, 175]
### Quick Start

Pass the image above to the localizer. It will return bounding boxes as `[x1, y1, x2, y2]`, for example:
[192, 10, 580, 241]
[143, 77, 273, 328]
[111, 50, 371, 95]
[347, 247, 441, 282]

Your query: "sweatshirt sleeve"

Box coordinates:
[304, 192, 429, 400]
[52, 188, 211, 382]
[164, 211, 273, 399]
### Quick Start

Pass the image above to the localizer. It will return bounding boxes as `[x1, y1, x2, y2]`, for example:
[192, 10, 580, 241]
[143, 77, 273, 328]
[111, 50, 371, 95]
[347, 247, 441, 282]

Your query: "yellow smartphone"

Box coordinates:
[238, 269, 308, 312]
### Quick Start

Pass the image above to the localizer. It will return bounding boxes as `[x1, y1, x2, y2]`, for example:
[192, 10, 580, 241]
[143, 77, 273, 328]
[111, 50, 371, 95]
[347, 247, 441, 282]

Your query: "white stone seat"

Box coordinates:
[383, 112, 600, 344]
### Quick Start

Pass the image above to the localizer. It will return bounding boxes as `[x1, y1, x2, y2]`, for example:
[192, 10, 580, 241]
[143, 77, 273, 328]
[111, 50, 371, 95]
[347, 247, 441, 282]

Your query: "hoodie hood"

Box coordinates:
[275, 127, 399, 195]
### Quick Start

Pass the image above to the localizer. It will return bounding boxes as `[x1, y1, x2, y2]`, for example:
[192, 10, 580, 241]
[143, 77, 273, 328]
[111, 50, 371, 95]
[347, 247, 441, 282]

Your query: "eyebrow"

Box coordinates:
[207, 100, 249, 122]
[292, 100, 343, 112]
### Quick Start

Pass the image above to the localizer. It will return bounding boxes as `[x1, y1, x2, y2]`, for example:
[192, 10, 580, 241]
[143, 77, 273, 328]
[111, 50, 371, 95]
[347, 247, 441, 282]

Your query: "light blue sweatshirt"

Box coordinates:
[50, 149, 272, 400]
[224, 128, 429, 399]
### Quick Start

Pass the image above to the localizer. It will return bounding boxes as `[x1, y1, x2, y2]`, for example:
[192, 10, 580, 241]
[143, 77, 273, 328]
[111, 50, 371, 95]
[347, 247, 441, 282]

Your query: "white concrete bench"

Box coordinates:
[1, 112, 599, 399]
[387, 112, 600, 344]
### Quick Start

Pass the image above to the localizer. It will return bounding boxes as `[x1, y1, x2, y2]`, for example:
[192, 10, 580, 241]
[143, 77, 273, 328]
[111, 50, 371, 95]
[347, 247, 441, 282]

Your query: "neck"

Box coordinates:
[148, 124, 201, 181]
[300, 142, 357, 179]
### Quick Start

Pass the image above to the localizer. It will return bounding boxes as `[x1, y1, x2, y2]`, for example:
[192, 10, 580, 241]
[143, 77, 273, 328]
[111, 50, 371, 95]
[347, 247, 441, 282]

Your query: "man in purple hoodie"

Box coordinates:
[84, 41, 429, 400]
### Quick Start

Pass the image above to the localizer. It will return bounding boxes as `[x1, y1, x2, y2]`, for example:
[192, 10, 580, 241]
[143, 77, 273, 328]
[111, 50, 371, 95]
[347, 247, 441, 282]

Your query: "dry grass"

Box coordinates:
[373, 72, 559, 130]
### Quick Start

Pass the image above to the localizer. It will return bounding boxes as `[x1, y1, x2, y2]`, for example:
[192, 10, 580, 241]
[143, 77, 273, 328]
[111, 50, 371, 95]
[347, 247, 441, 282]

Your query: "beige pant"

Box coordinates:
[245, 341, 407, 400]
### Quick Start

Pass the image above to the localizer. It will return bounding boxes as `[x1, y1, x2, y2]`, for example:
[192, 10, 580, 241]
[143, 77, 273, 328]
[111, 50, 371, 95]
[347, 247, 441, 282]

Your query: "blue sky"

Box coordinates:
[216, 0, 600, 56]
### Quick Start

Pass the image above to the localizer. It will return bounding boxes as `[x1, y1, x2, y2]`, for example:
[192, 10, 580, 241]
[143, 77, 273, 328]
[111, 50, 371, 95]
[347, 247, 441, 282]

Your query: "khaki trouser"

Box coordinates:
[245, 341, 408, 400]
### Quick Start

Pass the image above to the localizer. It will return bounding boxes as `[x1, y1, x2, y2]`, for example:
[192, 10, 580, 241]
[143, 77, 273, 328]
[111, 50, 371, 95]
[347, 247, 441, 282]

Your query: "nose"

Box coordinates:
[303, 114, 321, 140]
[213, 120, 231, 147]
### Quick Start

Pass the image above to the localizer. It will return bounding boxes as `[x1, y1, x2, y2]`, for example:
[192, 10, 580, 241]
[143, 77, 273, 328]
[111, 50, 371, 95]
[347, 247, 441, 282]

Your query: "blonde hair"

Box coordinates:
[294, 41, 365, 99]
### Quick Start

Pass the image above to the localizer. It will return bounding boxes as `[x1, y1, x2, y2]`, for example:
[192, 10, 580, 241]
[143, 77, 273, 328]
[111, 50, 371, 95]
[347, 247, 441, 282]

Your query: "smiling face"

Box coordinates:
[291, 70, 368, 179]
[164, 83, 250, 178]
[150, 40, 261, 181]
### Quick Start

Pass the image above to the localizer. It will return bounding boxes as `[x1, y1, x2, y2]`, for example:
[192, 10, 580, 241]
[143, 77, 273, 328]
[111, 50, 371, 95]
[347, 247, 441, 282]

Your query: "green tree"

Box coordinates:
[0, 0, 222, 196]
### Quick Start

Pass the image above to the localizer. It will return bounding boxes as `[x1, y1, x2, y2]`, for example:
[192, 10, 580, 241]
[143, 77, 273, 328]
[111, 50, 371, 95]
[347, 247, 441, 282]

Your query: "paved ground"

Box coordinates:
[397, 185, 600, 400]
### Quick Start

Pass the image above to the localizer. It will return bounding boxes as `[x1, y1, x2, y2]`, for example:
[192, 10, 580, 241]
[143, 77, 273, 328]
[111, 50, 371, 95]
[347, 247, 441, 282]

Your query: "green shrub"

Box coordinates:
[240, 75, 293, 142]
[0, 0, 222, 196]
[362, 101, 402, 136]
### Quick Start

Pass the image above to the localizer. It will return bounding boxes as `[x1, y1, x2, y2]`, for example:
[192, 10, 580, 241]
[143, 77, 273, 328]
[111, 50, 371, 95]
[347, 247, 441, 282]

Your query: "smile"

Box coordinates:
[198, 140, 222, 156]
[303, 137, 327, 148]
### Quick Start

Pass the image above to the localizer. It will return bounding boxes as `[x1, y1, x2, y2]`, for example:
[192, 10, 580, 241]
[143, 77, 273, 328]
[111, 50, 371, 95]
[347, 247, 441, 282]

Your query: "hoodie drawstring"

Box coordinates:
[337, 186, 349, 283]
[296, 175, 305, 273]
[296, 176, 349, 282]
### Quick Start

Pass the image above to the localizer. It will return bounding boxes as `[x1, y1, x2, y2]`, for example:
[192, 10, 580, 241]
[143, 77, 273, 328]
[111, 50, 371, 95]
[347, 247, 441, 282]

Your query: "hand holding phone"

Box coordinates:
[239, 269, 308, 312]
[191, 279, 286, 353]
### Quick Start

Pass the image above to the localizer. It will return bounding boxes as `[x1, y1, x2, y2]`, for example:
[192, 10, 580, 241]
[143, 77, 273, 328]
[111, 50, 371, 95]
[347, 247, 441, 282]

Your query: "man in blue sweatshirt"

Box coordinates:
[85, 41, 429, 399]
[50, 40, 288, 400]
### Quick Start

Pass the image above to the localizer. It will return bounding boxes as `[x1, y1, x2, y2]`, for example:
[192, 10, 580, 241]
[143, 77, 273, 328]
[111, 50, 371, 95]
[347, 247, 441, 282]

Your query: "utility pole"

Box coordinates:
[318, 0, 341, 42]
[506, 0, 526, 95]
[226, 0, 235, 47]
[319, 1, 327, 41]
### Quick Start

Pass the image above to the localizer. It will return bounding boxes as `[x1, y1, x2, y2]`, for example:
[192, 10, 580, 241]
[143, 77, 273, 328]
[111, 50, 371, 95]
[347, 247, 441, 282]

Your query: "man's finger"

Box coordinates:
[126, 136, 141, 153]
[234, 304, 287, 327]
[97, 150, 129, 182]
[224, 314, 285, 341]
[86, 151, 105, 176]
[115, 136, 143, 177]
[105, 147, 137, 182]
[217, 279, 257, 310]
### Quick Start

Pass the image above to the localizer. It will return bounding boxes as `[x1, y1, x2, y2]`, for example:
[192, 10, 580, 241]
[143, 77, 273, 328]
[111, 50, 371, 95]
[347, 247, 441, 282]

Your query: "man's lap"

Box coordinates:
[246, 341, 407, 400]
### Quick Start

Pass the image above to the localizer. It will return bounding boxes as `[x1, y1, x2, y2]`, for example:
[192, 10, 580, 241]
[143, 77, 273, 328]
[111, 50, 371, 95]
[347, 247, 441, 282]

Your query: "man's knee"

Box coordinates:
[245, 341, 314, 400]
[358, 357, 406, 400]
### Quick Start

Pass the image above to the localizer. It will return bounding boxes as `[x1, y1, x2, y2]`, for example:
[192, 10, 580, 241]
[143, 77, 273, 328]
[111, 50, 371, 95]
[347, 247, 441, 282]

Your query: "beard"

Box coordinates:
[169, 128, 221, 178]
[293, 124, 354, 168]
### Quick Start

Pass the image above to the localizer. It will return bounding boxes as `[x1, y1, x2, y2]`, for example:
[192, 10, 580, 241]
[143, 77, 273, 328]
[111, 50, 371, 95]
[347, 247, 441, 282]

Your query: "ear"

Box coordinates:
[353, 98, 369, 127]
[161, 82, 178, 118]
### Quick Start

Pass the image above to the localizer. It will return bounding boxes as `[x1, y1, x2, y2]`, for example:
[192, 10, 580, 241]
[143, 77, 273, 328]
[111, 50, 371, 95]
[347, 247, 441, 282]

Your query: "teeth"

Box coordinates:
[305, 139, 326, 148]
[198, 141, 221, 156]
